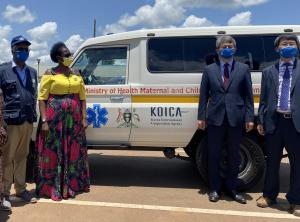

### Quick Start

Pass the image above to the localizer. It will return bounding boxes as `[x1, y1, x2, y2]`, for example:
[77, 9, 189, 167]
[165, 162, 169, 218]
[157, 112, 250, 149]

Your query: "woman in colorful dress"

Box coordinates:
[35, 42, 90, 201]
[0, 89, 9, 210]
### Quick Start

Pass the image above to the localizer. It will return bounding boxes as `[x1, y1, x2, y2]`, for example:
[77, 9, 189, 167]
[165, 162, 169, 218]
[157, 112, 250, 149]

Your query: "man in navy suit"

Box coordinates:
[197, 35, 254, 204]
[256, 34, 300, 217]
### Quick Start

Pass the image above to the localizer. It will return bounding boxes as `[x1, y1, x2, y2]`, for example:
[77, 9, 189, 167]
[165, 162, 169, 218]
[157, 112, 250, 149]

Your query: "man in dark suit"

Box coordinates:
[256, 34, 300, 217]
[198, 35, 254, 204]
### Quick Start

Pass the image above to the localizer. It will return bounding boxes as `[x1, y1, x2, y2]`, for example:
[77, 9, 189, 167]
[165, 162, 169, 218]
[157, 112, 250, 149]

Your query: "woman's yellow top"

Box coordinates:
[38, 71, 86, 100]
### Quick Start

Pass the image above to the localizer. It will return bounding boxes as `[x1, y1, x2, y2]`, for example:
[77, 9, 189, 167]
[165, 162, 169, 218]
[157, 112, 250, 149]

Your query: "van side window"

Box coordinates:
[262, 36, 278, 69]
[147, 35, 279, 73]
[148, 37, 216, 72]
[234, 36, 264, 70]
[234, 36, 278, 71]
[72, 47, 127, 85]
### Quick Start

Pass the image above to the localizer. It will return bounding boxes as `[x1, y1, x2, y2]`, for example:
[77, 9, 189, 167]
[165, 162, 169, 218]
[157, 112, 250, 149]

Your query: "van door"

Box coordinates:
[72, 46, 131, 145]
[130, 37, 216, 147]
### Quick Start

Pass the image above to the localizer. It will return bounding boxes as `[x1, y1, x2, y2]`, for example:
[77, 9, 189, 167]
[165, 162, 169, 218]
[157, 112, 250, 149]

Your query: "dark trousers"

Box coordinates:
[263, 115, 300, 204]
[207, 117, 242, 191]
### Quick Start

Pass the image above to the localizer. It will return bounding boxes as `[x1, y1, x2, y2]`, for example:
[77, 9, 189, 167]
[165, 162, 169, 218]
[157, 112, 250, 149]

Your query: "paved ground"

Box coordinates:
[0, 149, 298, 222]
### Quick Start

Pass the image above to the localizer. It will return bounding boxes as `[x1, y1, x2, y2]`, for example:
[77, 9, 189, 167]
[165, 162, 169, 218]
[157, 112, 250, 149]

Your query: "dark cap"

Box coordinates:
[11, 35, 31, 47]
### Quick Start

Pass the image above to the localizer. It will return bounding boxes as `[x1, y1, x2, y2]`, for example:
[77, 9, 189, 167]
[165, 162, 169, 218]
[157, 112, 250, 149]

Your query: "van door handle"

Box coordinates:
[110, 95, 124, 101]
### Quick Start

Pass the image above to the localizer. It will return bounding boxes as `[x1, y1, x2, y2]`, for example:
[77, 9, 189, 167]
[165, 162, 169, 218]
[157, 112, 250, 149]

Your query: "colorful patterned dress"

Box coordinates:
[35, 69, 90, 200]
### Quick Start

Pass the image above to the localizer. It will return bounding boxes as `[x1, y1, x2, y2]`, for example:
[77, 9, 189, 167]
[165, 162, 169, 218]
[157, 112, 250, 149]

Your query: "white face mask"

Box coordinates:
[62, 56, 73, 67]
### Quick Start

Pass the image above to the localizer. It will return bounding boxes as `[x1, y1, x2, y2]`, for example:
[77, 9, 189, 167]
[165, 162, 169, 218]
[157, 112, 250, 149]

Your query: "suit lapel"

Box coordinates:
[214, 62, 224, 90]
[291, 59, 300, 93]
[271, 62, 279, 95]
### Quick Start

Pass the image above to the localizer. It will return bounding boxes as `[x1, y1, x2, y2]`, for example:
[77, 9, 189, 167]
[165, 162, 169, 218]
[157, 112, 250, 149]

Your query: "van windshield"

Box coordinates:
[72, 47, 127, 85]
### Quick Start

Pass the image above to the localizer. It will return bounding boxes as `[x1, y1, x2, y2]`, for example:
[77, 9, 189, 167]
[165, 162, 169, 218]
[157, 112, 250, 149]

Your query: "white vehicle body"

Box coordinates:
[29, 25, 300, 189]
[68, 25, 300, 148]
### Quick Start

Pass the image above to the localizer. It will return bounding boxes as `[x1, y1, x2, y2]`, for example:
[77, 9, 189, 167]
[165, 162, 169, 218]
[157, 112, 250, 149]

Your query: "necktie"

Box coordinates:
[224, 63, 229, 88]
[279, 63, 291, 111]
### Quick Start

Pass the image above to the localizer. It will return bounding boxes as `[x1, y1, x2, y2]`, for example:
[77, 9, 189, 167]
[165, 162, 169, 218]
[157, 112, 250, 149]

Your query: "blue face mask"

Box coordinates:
[279, 46, 299, 58]
[14, 50, 29, 62]
[220, 47, 235, 58]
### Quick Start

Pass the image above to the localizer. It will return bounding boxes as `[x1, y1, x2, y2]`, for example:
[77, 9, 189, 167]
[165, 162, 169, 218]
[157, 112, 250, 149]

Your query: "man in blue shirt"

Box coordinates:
[256, 34, 300, 217]
[0, 35, 38, 210]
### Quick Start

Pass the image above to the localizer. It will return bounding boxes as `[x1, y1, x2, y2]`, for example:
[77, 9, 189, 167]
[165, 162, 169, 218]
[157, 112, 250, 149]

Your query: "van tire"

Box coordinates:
[195, 136, 265, 191]
[183, 147, 195, 159]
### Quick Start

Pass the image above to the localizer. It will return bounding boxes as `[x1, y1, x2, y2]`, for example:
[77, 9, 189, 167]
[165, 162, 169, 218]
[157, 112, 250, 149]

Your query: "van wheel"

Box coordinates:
[183, 147, 195, 159]
[195, 136, 265, 191]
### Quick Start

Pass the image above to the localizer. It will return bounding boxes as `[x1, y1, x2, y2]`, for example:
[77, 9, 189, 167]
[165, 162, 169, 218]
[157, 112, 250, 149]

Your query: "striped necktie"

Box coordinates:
[279, 63, 291, 111]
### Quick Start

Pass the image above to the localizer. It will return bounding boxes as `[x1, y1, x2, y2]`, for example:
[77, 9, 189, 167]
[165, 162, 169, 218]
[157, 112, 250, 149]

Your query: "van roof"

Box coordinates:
[78, 25, 300, 51]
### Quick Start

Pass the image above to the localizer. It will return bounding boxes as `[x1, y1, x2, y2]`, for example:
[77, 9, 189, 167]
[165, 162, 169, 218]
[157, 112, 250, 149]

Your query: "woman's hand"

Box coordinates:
[82, 118, 88, 129]
[41, 122, 49, 132]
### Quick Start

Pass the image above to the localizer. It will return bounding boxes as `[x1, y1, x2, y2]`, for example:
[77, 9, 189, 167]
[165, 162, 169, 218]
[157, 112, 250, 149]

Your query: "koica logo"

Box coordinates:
[151, 107, 182, 117]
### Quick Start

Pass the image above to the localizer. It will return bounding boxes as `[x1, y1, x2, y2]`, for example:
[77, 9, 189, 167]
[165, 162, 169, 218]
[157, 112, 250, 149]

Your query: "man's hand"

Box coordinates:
[245, 122, 254, 132]
[257, 124, 265, 136]
[198, 120, 206, 130]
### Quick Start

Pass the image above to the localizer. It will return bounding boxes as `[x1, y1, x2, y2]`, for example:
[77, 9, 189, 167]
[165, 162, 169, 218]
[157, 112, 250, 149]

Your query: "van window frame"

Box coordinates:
[146, 34, 281, 74]
[71, 44, 130, 85]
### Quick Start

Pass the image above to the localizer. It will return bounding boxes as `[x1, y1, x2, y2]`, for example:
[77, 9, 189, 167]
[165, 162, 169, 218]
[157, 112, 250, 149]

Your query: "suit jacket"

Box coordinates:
[198, 61, 254, 127]
[258, 59, 300, 134]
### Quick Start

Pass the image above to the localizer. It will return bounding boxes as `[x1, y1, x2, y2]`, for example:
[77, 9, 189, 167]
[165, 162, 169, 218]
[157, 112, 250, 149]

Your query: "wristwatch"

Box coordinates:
[42, 118, 47, 123]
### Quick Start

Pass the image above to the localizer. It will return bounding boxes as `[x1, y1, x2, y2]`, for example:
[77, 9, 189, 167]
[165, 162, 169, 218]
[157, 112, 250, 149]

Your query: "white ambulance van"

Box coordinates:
[62, 25, 300, 190]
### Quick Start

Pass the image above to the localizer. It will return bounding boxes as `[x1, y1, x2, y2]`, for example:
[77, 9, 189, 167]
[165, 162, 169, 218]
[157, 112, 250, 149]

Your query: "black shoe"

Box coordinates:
[16, 190, 37, 203]
[226, 190, 247, 204]
[208, 191, 220, 202]
[0, 195, 11, 211]
[288, 204, 300, 217]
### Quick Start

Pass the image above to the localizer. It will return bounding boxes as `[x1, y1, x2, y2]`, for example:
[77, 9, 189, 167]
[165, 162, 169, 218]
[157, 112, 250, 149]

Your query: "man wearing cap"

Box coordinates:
[256, 34, 300, 217]
[0, 35, 38, 209]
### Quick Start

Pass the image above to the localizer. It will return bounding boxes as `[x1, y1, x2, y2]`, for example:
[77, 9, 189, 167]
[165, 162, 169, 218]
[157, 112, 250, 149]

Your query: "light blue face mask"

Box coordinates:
[15, 50, 29, 62]
[279, 46, 299, 58]
[220, 47, 235, 58]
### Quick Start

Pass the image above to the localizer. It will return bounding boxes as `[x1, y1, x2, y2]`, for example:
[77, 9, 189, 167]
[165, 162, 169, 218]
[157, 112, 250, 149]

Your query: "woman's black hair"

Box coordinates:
[50, 42, 67, 63]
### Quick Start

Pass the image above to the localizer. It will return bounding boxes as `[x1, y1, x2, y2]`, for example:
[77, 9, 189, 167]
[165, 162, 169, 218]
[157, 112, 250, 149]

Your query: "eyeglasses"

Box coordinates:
[15, 47, 30, 52]
[221, 45, 234, 49]
[279, 41, 297, 47]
